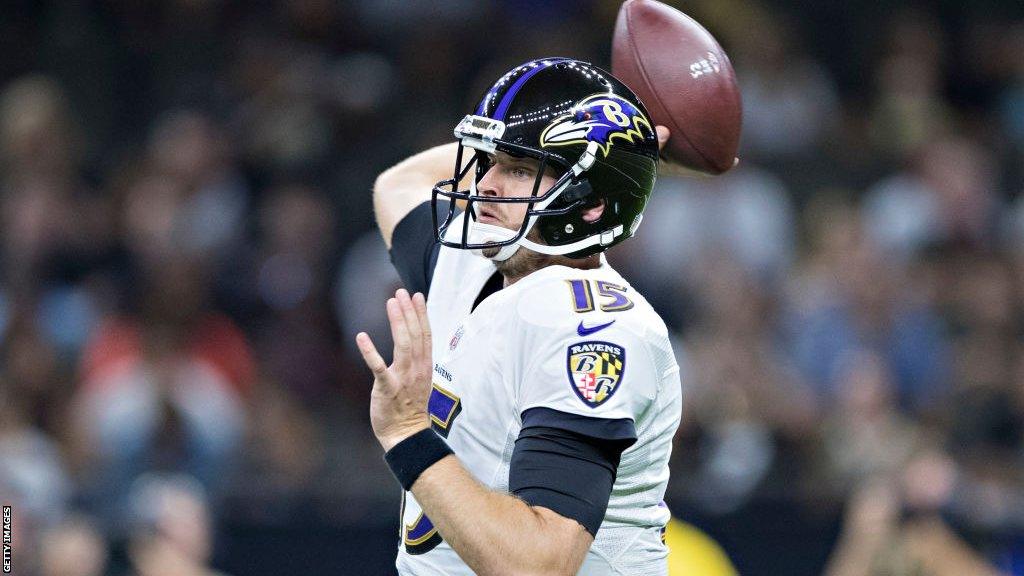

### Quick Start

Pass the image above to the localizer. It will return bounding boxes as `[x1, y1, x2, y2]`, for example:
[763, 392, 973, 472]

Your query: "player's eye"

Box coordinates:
[509, 166, 532, 179]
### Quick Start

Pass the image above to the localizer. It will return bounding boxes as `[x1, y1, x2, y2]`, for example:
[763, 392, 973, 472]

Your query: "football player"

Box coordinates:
[357, 58, 682, 575]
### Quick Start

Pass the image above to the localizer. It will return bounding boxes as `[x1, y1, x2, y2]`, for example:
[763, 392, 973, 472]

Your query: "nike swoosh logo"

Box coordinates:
[577, 319, 616, 336]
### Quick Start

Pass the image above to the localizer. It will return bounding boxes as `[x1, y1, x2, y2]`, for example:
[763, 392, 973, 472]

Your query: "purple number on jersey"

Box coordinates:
[567, 279, 634, 313]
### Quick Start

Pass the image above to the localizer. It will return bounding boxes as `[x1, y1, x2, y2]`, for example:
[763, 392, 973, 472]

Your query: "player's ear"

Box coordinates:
[581, 198, 605, 223]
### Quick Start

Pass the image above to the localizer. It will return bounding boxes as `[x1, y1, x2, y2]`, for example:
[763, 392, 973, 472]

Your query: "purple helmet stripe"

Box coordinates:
[487, 58, 570, 121]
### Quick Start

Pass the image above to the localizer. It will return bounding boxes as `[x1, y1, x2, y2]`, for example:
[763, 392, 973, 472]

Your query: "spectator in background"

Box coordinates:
[39, 515, 109, 576]
[820, 350, 922, 493]
[667, 255, 817, 513]
[74, 255, 251, 529]
[825, 471, 1004, 576]
[145, 110, 250, 265]
[864, 137, 1002, 260]
[125, 474, 230, 576]
[230, 376, 325, 517]
[0, 76, 113, 360]
[0, 382, 72, 533]
[866, 10, 954, 162]
[0, 75, 86, 289]
[731, 10, 840, 163]
[229, 37, 338, 175]
[250, 183, 341, 408]
[936, 253, 1024, 554]
[787, 200, 949, 414]
[0, 313, 67, 436]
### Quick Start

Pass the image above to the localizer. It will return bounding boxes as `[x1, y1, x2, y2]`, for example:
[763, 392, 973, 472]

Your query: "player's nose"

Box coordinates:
[476, 165, 501, 198]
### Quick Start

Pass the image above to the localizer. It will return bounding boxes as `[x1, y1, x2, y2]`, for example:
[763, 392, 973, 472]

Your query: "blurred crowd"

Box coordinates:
[1, 1, 1023, 575]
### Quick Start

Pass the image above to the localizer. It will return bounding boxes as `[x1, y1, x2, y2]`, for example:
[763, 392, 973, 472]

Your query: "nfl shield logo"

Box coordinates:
[449, 325, 465, 350]
[566, 341, 626, 408]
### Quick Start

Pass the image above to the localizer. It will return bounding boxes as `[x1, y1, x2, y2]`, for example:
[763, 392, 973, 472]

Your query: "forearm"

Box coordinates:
[373, 142, 462, 248]
[375, 142, 461, 196]
[412, 455, 590, 576]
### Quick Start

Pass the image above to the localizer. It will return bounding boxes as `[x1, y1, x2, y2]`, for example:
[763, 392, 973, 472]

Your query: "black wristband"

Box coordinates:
[384, 428, 454, 491]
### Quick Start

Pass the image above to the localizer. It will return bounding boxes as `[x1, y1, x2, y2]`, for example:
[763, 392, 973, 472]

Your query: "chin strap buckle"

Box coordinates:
[599, 226, 621, 246]
[572, 142, 600, 176]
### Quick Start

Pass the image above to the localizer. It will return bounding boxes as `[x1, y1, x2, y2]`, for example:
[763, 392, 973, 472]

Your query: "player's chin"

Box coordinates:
[482, 245, 500, 258]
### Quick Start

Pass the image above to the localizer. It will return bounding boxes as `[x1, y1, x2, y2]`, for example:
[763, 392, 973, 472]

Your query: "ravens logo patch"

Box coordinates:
[566, 341, 626, 407]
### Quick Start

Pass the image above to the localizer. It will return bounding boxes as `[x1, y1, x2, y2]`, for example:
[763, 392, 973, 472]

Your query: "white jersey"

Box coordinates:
[396, 217, 682, 576]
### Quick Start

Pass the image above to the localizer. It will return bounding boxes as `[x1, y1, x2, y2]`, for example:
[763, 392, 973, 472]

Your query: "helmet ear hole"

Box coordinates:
[560, 178, 593, 204]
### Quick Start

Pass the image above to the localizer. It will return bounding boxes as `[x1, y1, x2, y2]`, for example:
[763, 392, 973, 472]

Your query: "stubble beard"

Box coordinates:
[492, 228, 552, 284]
[495, 246, 544, 280]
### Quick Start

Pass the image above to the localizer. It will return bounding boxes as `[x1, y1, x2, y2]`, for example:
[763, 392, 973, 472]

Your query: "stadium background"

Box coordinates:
[1, 0, 1024, 574]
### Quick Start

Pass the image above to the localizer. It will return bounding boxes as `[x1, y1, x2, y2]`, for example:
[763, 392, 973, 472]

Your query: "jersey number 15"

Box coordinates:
[567, 279, 634, 313]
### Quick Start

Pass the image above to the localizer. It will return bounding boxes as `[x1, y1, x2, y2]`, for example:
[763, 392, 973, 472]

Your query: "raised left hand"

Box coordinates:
[656, 125, 670, 151]
[654, 125, 739, 176]
[356, 289, 433, 451]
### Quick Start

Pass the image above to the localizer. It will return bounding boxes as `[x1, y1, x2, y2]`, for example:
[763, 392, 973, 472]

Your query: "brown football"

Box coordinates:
[612, 0, 742, 174]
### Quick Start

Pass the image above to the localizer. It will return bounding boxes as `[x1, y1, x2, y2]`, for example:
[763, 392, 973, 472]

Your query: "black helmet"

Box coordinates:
[432, 57, 659, 260]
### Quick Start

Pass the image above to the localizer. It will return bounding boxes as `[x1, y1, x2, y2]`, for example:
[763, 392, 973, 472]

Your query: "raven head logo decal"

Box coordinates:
[539, 94, 653, 158]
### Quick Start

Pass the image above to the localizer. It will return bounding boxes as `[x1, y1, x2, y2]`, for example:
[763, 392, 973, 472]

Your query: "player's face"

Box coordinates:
[475, 152, 559, 231]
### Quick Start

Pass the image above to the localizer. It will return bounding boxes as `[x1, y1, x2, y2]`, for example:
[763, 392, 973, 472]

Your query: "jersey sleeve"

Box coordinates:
[509, 411, 633, 536]
[388, 200, 443, 296]
[511, 277, 659, 426]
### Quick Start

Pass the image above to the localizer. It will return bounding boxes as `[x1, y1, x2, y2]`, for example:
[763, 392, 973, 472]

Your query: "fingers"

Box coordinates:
[364, 289, 431, 382]
[355, 332, 388, 377]
[412, 292, 431, 344]
[396, 289, 424, 363]
[655, 125, 670, 152]
[387, 296, 411, 369]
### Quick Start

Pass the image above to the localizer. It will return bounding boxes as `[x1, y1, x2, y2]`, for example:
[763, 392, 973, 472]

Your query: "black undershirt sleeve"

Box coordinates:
[509, 407, 638, 537]
[389, 200, 503, 308]
[389, 200, 444, 296]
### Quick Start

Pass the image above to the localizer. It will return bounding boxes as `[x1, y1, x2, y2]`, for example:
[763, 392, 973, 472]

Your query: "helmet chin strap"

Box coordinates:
[469, 142, 604, 262]
[467, 219, 625, 260]
[467, 222, 521, 261]
[518, 223, 625, 255]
